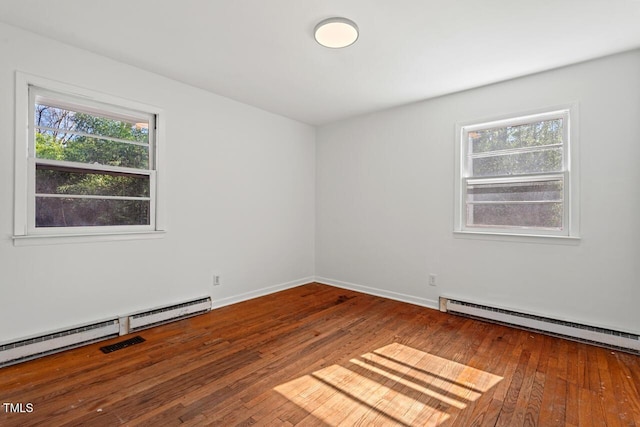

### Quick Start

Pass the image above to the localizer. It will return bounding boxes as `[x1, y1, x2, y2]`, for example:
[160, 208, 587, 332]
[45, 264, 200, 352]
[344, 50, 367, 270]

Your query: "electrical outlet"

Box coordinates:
[213, 275, 221, 286]
[428, 274, 437, 287]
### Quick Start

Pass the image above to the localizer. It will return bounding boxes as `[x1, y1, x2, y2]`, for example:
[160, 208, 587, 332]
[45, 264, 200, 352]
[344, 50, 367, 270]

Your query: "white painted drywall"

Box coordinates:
[0, 23, 315, 342]
[316, 50, 640, 334]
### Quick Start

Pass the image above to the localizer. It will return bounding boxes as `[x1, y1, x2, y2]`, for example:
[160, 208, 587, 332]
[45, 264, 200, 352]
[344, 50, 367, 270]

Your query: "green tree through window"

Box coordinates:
[33, 94, 154, 228]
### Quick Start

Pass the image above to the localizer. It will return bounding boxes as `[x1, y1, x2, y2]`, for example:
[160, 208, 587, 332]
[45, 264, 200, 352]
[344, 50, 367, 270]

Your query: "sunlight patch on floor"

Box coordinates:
[274, 342, 502, 426]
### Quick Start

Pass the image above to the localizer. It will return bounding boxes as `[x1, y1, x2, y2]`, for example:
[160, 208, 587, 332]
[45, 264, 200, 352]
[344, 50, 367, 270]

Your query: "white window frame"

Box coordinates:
[454, 105, 580, 240]
[13, 72, 166, 245]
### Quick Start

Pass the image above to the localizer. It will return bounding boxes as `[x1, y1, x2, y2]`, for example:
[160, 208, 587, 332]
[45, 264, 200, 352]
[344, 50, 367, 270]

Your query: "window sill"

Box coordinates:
[453, 230, 581, 245]
[12, 230, 166, 246]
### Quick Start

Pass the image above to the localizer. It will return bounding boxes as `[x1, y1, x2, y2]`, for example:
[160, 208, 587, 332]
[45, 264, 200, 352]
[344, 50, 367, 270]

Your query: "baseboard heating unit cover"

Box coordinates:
[126, 297, 212, 333]
[0, 319, 120, 368]
[439, 297, 640, 354]
[0, 296, 212, 367]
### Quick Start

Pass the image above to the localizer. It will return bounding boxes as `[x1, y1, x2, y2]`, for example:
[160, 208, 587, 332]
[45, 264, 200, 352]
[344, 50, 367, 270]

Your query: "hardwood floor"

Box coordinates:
[1, 283, 639, 426]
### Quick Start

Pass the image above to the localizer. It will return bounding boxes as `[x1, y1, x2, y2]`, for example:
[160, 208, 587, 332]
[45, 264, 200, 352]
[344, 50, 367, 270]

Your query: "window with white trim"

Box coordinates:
[14, 74, 164, 242]
[456, 109, 578, 237]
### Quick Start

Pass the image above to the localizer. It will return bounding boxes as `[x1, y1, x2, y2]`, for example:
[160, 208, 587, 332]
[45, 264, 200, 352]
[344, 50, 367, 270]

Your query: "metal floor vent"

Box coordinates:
[440, 297, 640, 354]
[100, 336, 145, 354]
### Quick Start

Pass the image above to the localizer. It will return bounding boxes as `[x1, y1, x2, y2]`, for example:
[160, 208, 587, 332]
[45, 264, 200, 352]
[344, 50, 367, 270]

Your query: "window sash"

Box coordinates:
[463, 110, 569, 168]
[462, 174, 567, 234]
[27, 158, 157, 233]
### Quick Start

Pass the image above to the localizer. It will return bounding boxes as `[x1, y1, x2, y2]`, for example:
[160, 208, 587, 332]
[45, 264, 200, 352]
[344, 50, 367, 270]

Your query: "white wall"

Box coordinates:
[0, 23, 316, 342]
[316, 49, 640, 334]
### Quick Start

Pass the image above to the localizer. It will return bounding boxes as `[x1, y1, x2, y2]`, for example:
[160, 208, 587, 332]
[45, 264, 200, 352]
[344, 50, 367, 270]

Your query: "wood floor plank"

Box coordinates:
[537, 353, 561, 427]
[0, 283, 638, 426]
[448, 331, 505, 425]
[566, 380, 581, 427]
[494, 348, 532, 427]
[477, 397, 504, 427]
[609, 351, 640, 426]
[596, 348, 624, 427]
[510, 334, 543, 427]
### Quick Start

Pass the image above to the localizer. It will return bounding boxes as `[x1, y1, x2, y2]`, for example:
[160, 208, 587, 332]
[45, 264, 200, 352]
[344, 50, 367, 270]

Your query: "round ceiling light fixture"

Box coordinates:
[314, 17, 359, 49]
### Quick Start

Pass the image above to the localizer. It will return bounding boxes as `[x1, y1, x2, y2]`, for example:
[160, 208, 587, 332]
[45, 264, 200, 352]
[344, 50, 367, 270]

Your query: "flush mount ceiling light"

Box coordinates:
[314, 17, 359, 49]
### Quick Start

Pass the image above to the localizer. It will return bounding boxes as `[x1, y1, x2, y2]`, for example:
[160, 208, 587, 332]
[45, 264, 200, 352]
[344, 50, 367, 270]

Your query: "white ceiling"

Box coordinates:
[1, 0, 639, 125]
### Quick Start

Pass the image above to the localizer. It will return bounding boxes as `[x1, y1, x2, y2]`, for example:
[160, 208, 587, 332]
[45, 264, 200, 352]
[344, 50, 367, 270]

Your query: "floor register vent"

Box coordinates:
[440, 297, 640, 354]
[0, 297, 212, 368]
[100, 336, 146, 354]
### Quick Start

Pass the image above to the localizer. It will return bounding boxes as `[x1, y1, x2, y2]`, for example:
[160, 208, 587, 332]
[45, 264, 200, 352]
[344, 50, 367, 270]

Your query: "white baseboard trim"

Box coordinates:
[314, 276, 439, 311]
[212, 276, 315, 309]
[211, 276, 440, 312]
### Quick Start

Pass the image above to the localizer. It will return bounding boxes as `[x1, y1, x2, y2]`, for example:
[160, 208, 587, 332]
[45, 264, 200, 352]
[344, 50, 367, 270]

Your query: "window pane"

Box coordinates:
[36, 131, 149, 169]
[467, 180, 563, 203]
[36, 197, 150, 227]
[35, 104, 149, 143]
[471, 148, 562, 177]
[36, 167, 150, 198]
[469, 118, 562, 154]
[466, 202, 563, 229]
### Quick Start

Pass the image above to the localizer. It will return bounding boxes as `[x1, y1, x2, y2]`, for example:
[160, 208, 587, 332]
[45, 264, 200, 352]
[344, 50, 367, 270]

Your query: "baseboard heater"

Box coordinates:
[122, 297, 212, 333]
[0, 296, 212, 368]
[439, 297, 640, 354]
[0, 319, 120, 368]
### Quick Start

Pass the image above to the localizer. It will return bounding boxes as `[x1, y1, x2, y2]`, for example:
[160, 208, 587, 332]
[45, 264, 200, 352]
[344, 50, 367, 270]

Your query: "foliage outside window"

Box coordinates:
[27, 86, 157, 234]
[457, 109, 575, 237]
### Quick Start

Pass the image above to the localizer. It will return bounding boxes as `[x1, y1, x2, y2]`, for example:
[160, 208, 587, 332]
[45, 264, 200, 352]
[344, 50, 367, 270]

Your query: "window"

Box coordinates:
[14, 73, 164, 244]
[455, 108, 578, 238]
